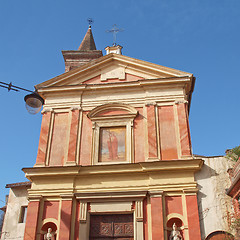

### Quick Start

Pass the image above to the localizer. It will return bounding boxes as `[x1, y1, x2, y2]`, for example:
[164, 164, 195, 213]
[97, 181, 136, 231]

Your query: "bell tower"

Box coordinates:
[62, 25, 102, 72]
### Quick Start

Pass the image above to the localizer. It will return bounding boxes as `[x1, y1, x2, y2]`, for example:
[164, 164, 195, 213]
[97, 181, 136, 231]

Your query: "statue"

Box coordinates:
[169, 223, 182, 240]
[44, 228, 54, 240]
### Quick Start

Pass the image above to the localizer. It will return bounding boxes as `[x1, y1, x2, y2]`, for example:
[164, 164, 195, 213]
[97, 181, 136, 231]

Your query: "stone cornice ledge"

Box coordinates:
[22, 159, 203, 180]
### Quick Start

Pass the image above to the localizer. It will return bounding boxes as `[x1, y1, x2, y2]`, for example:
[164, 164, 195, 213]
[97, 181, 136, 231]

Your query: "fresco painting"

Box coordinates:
[99, 126, 126, 162]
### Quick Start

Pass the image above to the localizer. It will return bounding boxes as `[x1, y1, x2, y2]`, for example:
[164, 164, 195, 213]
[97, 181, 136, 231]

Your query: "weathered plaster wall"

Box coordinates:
[1, 187, 28, 240]
[195, 156, 234, 239]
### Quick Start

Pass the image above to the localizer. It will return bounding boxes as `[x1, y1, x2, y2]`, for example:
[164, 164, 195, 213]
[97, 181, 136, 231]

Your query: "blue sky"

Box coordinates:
[0, 0, 239, 205]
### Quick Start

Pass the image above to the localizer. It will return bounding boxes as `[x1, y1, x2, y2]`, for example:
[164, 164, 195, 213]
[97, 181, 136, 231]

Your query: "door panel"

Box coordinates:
[90, 214, 134, 240]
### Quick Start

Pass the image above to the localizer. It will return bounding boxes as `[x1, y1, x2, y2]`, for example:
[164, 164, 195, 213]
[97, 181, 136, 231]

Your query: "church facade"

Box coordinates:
[22, 26, 204, 240]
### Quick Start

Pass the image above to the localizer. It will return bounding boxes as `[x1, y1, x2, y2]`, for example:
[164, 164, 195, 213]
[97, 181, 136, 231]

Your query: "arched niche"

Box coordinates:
[40, 220, 58, 240]
[167, 217, 184, 240]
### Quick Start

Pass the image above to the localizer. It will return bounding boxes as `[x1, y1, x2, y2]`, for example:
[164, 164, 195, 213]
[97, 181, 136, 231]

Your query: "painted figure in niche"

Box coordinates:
[169, 223, 182, 240]
[99, 127, 126, 162]
[107, 131, 118, 160]
[44, 228, 55, 240]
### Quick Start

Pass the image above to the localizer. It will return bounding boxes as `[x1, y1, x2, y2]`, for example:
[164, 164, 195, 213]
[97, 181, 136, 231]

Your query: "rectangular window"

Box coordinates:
[99, 126, 126, 162]
[19, 206, 27, 223]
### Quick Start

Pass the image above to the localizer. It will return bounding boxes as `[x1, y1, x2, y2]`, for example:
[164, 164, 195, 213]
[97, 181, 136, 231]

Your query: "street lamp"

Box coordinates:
[0, 81, 44, 114]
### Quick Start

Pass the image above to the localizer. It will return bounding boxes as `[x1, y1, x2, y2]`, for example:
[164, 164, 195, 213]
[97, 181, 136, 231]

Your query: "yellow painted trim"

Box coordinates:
[155, 104, 161, 160]
[147, 195, 152, 240]
[76, 110, 83, 165]
[46, 111, 54, 166]
[36, 198, 44, 240]
[174, 104, 182, 159]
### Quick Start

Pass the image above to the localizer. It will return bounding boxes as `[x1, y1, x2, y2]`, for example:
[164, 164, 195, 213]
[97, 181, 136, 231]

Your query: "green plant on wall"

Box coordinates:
[226, 146, 240, 162]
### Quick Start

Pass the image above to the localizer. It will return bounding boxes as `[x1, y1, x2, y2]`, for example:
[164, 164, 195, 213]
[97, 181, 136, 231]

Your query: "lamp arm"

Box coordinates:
[0, 81, 34, 93]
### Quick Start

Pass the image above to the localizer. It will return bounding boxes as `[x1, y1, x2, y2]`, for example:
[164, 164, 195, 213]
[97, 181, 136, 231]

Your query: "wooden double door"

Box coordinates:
[90, 214, 134, 240]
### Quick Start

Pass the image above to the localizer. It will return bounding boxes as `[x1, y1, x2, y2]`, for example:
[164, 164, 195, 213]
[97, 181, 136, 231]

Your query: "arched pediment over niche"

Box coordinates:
[87, 102, 138, 120]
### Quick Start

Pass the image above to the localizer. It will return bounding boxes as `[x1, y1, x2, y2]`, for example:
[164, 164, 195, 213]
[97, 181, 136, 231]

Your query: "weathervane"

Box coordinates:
[106, 24, 124, 46]
[87, 18, 94, 27]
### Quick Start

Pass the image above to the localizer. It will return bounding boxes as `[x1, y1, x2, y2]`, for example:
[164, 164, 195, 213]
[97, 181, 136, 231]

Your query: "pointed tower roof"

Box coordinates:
[78, 26, 97, 51]
[62, 25, 102, 72]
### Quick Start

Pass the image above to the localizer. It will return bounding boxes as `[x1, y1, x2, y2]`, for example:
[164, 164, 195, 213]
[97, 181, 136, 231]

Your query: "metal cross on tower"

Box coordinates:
[106, 24, 124, 46]
[87, 18, 94, 27]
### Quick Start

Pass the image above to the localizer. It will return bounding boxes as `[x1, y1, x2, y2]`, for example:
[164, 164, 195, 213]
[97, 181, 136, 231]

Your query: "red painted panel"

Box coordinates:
[80, 112, 92, 165]
[83, 75, 101, 84]
[143, 198, 148, 240]
[151, 197, 164, 240]
[177, 103, 191, 156]
[59, 200, 73, 240]
[186, 195, 201, 240]
[98, 110, 129, 116]
[165, 196, 183, 216]
[75, 201, 80, 240]
[49, 113, 69, 166]
[42, 201, 59, 220]
[147, 105, 158, 158]
[158, 106, 178, 160]
[36, 112, 51, 165]
[67, 110, 79, 163]
[134, 108, 145, 163]
[24, 201, 40, 240]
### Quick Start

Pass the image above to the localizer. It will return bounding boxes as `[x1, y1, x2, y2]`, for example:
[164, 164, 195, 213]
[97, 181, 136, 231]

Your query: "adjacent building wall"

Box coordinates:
[195, 156, 234, 239]
[1, 186, 29, 240]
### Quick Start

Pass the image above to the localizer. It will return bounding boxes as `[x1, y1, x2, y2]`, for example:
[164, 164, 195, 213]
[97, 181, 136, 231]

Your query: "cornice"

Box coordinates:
[22, 159, 203, 180]
[37, 77, 192, 97]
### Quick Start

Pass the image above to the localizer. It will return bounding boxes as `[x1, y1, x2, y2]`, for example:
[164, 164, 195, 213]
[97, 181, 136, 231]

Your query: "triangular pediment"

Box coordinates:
[35, 53, 192, 89]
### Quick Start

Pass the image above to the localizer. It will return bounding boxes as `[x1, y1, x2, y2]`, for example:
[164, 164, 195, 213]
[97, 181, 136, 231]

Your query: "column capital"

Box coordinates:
[28, 195, 42, 202]
[148, 190, 164, 198]
[60, 194, 74, 200]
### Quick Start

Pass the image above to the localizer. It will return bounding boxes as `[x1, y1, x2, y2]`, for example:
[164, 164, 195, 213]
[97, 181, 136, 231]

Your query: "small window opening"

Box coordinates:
[19, 206, 27, 223]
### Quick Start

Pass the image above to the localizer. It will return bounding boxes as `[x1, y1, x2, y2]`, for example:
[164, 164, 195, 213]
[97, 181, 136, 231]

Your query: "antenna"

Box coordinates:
[87, 18, 94, 27]
[106, 24, 124, 46]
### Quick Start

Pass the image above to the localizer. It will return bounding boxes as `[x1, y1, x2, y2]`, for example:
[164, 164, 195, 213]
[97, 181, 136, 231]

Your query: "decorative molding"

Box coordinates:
[145, 102, 157, 106]
[135, 200, 143, 221]
[87, 102, 138, 120]
[70, 106, 82, 111]
[101, 66, 126, 81]
[41, 108, 53, 114]
[90, 202, 132, 213]
[75, 191, 148, 201]
[23, 159, 204, 179]
[79, 202, 87, 223]
[175, 100, 188, 104]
